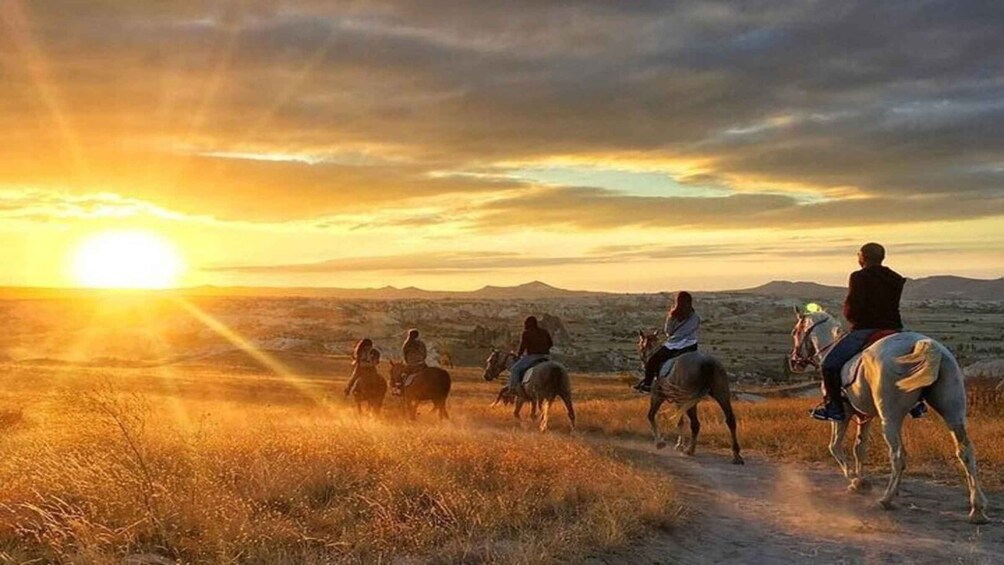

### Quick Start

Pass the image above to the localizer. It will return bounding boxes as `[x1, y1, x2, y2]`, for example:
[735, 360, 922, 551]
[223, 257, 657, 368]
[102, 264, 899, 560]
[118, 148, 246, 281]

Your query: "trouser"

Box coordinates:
[643, 344, 698, 385]
[820, 329, 874, 402]
[509, 354, 547, 390]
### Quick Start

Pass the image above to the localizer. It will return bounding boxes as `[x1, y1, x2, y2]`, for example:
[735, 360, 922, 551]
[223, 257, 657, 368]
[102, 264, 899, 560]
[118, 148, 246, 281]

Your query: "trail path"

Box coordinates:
[588, 439, 1004, 565]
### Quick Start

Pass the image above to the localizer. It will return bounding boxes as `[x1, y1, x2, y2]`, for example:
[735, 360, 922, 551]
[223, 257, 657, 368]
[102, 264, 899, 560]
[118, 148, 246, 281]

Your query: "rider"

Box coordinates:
[811, 242, 907, 421]
[635, 291, 700, 393]
[508, 316, 553, 394]
[400, 329, 428, 387]
[345, 338, 378, 396]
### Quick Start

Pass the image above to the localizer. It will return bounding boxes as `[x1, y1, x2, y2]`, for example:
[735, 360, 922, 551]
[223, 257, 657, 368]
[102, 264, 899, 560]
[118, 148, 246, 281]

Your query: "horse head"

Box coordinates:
[482, 348, 508, 382]
[636, 329, 662, 366]
[388, 359, 406, 387]
[789, 306, 839, 373]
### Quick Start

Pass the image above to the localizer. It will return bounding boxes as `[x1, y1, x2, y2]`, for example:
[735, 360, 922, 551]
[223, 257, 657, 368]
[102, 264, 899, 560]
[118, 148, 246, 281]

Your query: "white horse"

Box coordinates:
[789, 307, 988, 524]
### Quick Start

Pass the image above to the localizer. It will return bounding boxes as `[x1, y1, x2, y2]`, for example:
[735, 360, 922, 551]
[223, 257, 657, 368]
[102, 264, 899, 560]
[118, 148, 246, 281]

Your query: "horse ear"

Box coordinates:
[637, 330, 644, 338]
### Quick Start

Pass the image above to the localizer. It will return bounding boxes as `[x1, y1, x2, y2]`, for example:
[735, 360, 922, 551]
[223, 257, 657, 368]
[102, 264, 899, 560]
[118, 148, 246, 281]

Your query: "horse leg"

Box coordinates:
[927, 372, 989, 524]
[684, 405, 700, 456]
[711, 391, 744, 465]
[674, 412, 687, 452]
[878, 417, 906, 510]
[513, 397, 524, 421]
[648, 395, 668, 449]
[559, 391, 575, 433]
[829, 418, 851, 484]
[539, 399, 552, 433]
[849, 419, 873, 493]
[948, 422, 989, 524]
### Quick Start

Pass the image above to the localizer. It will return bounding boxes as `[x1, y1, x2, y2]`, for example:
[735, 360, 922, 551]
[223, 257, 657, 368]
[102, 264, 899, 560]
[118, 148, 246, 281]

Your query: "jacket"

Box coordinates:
[843, 265, 905, 331]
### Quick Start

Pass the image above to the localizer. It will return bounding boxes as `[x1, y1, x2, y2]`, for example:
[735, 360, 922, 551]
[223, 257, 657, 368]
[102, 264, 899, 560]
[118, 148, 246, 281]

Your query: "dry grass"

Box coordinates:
[0, 364, 675, 564]
[574, 374, 1004, 492]
[1, 358, 1000, 563]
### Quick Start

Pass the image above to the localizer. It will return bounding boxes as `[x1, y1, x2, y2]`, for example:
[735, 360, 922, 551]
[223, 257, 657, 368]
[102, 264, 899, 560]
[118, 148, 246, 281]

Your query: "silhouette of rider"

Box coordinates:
[508, 316, 553, 394]
[812, 243, 910, 421]
[399, 329, 428, 387]
[635, 291, 700, 393]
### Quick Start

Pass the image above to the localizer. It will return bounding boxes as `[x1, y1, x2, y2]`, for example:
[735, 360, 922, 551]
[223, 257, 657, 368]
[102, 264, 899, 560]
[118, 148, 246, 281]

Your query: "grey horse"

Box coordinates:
[482, 349, 575, 433]
[790, 307, 988, 524]
[642, 340, 744, 465]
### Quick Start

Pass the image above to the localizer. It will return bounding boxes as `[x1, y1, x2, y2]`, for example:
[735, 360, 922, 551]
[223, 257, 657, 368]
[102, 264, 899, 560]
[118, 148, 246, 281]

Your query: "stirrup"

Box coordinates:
[810, 402, 846, 422]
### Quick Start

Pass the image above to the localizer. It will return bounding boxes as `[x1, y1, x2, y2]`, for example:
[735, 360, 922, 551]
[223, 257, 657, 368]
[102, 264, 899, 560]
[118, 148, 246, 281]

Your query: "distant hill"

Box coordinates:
[0, 275, 998, 302]
[902, 276, 1004, 301]
[731, 280, 845, 300]
[0, 280, 607, 301]
[735, 276, 1003, 302]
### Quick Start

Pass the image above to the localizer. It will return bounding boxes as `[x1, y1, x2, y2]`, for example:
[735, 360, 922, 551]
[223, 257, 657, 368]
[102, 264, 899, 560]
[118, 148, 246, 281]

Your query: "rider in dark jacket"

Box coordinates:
[812, 243, 906, 421]
[508, 316, 553, 392]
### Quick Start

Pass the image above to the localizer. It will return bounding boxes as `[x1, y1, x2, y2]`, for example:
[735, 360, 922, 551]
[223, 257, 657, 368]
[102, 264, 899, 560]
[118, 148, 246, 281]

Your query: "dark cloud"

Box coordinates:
[2, 0, 1002, 225]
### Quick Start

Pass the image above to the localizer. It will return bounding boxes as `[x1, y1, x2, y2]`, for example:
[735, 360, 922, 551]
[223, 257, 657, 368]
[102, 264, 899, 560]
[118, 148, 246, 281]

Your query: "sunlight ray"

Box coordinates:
[0, 1, 88, 178]
[173, 297, 332, 407]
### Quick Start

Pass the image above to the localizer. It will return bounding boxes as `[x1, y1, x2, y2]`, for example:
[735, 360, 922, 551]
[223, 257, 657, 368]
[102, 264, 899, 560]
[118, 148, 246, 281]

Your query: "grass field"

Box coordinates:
[0, 359, 676, 564]
[0, 356, 1000, 563]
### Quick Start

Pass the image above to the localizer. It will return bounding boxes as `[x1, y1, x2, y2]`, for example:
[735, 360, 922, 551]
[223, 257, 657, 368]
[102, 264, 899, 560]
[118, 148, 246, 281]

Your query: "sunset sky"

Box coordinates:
[2, 1, 1002, 291]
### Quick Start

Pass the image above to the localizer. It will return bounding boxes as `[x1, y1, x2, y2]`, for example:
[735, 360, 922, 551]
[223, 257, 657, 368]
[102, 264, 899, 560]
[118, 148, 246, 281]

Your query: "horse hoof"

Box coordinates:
[878, 499, 896, 511]
[732, 456, 745, 466]
[848, 478, 871, 493]
[685, 449, 696, 457]
[969, 511, 990, 525]
[674, 443, 686, 453]
[656, 441, 668, 450]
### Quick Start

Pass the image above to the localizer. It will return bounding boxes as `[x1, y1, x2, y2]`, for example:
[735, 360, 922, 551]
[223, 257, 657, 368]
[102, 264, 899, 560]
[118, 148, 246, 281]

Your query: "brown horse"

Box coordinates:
[345, 365, 387, 415]
[641, 338, 743, 464]
[389, 362, 452, 421]
[482, 350, 575, 433]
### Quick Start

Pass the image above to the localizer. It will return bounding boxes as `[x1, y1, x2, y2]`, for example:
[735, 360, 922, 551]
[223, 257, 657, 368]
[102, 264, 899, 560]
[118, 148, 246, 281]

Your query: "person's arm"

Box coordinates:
[418, 341, 427, 361]
[517, 331, 529, 356]
[344, 369, 359, 396]
[663, 310, 673, 335]
[843, 272, 863, 326]
[544, 330, 553, 352]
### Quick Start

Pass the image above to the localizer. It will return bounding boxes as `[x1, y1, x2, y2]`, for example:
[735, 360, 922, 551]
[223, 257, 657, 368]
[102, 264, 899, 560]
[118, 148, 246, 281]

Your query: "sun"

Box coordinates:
[71, 230, 186, 289]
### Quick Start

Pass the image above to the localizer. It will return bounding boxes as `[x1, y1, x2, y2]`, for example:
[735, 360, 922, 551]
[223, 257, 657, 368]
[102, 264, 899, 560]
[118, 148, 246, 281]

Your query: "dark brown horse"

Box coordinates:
[389, 362, 452, 421]
[345, 365, 387, 415]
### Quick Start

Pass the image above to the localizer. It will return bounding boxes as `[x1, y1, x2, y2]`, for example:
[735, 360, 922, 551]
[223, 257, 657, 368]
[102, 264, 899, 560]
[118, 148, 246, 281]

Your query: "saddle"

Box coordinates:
[521, 356, 550, 383]
[840, 329, 901, 388]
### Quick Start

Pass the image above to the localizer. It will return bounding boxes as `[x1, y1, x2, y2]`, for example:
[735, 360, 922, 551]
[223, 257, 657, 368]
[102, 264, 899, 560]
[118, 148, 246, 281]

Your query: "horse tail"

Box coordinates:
[895, 338, 942, 392]
[697, 357, 720, 399]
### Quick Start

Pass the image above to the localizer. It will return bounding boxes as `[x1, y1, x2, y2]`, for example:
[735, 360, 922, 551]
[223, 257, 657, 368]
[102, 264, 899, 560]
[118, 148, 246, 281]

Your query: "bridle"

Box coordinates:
[790, 316, 840, 371]
[484, 350, 516, 381]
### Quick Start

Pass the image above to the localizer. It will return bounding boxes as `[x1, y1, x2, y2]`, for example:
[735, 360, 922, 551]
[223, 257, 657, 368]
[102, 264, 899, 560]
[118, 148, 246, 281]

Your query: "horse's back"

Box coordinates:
[411, 366, 451, 400]
[527, 361, 570, 398]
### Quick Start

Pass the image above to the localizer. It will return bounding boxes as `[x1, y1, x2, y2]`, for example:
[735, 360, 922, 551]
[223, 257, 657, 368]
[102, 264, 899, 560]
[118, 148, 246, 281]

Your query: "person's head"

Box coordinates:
[858, 242, 885, 268]
[523, 315, 538, 330]
[670, 291, 694, 320]
[356, 338, 373, 351]
[406, 328, 420, 341]
[370, 349, 381, 364]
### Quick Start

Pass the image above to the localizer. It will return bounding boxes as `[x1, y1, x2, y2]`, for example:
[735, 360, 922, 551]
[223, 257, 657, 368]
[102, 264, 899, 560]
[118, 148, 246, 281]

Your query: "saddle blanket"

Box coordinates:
[841, 329, 901, 388]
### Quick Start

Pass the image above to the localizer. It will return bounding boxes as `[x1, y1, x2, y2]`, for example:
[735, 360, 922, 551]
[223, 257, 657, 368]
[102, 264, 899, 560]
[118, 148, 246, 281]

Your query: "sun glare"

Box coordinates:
[71, 230, 185, 289]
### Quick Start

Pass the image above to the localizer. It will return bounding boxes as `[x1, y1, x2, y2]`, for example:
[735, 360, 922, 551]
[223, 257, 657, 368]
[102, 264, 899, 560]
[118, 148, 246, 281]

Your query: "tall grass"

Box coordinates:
[0, 369, 675, 564]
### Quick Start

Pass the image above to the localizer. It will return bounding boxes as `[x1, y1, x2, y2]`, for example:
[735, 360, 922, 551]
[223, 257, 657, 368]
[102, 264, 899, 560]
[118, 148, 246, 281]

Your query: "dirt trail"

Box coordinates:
[588, 439, 1004, 565]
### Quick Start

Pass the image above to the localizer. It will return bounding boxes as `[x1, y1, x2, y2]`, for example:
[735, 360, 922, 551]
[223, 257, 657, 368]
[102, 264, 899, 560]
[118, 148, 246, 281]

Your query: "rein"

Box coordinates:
[792, 318, 841, 368]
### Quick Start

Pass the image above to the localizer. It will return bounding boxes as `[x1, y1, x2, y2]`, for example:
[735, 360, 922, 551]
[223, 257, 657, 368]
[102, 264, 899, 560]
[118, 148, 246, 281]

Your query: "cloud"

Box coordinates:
[1, 0, 1002, 230]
